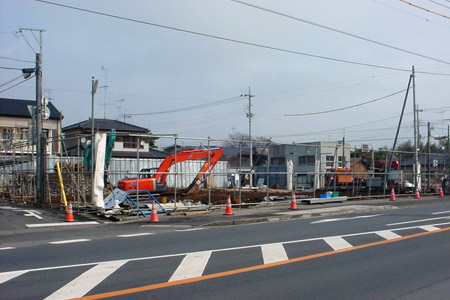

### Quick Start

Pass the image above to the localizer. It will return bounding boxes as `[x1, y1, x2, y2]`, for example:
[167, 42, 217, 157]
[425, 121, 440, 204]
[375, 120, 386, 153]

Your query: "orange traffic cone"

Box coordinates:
[65, 201, 74, 222]
[439, 186, 444, 197]
[414, 188, 421, 199]
[224, 195, 233, 215]
[290, 191, 298, 210]
[149, 200, 159, 223]
[390, 188, 396, 201]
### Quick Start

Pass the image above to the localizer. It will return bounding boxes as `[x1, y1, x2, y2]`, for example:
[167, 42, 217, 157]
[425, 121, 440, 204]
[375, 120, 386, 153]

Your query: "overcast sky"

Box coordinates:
[1, 0, 449, 149]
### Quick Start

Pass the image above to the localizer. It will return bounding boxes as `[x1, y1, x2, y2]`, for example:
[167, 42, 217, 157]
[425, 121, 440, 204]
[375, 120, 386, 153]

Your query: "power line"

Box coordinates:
[370, 0, 450, 28]
[0, 75, 35, 93]
[35, 0, 417, 72]
[285, 89, 407, 117]
[127, 96, 244, 116]
[427, 0, 450, 10]
[19, 31, 37, 53]
[399, 0, 450, 19]
[230, 0, 450, 65]
[0, 56, 34, 63]
[0, 75, 24, 88]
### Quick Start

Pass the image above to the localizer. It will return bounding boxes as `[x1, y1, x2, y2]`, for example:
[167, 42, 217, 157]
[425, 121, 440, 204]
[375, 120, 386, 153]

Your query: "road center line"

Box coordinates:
[50, 239, 92, 245]
[0, 247, 16, 251]
[386, 217, 449, 226]
[69, 227, 450, 300]
[169, 251, 211, 282]
[4, 222, 450, 278]
[117, 233, 155, 238]
[323, 236, 353, 250]
[261, 243, 288, 264]
[432, 210, 450, 215]
[44, 260, 127, 300]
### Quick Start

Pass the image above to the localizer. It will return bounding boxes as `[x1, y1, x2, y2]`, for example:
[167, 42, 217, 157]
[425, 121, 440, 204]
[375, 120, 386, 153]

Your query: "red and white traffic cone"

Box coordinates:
[439, 186, 444, 197]
[65, 201, 74, 222]
[149, 200, 159, 223]
[224, 195, 234, 215]
[390, 187, 396, 201]
[414, 188, 421, 199]
[290, 191, 298, 210]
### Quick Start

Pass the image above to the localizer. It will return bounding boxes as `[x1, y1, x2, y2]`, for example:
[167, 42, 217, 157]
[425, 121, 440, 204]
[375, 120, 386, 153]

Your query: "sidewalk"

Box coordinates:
[92, 195, 450, 227]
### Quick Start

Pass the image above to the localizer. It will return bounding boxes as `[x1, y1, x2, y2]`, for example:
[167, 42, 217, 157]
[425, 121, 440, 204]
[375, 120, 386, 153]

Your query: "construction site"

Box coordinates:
[1, 128, 449, 220]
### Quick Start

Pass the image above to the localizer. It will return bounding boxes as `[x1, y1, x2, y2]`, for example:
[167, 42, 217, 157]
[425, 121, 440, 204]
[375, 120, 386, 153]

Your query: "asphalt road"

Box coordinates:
[1, 202, 450, 299]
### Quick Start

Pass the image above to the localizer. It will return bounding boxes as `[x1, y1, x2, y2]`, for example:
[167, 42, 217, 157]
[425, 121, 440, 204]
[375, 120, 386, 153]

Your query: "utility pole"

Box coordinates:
[91, 76, 99, 206]
[427, 122, 431, 188]
[243, 87, 254, 187]
[412, 66, 419, 191]
[20, 27, 45, 207]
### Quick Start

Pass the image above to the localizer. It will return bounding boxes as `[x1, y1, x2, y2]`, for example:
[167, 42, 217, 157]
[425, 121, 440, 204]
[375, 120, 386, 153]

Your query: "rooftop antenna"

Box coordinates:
[100, 66, 111, 119]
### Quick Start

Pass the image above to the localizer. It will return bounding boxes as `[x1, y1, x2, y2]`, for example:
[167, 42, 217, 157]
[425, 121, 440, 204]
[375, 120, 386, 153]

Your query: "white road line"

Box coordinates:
[50, 239, 92, 245]
[432, 210, 450, 215]
[3, 222, 450, 280]
[21, 210, 43, 220]
[0, 206, 17, 210]
[44, 260, 127, 300]
[0, 247, 16, 251]
[26, 222, 99, 228]
[375, 230, 401, 240]
[323, 237, 353, 250]
[175, 228, 205, 232]
[117, 233, 155, 238]
[386, 217, 450, 226]
[0, 270, 28, 284]
[261, 243, 288, 264]
[311, 214, 384, 224]
[169, 251, 211, 282]
[420, 225, 440, 232]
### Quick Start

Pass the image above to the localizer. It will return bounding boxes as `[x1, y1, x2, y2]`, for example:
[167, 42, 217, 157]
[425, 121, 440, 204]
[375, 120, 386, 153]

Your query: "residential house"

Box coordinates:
[62, 118, 166, 159]
[0, 98, 63, 156]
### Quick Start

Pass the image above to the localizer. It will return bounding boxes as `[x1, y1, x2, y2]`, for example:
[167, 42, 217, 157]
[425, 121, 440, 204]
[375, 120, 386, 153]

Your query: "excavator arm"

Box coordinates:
[155, 148, 223, 185]
[117, 148, 223, 192]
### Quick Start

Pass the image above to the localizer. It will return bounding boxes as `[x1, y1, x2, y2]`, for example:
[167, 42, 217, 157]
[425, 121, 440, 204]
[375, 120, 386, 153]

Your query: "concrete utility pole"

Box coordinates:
[20, 27, 45, 207]
[412, 66, 420, 190]
[243, 87, 254, 187]
[91, 76, 99, 205]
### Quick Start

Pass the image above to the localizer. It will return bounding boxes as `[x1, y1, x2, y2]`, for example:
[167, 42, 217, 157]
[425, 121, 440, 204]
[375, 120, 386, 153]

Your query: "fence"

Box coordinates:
[1, 132, 449, 207]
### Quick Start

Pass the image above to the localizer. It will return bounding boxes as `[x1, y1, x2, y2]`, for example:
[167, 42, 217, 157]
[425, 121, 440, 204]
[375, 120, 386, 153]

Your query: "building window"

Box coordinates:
[0, 128, 13, 140]
[270, 157, 286, 165]
[117, 136, 143, 149]
[298, 155, 315, 165]
[326, 155, 334, 167]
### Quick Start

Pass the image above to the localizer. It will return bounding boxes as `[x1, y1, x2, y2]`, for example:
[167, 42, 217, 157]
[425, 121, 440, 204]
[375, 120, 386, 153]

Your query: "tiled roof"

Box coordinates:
[63, 119, 148, 133]
[0, 98, 63, 120]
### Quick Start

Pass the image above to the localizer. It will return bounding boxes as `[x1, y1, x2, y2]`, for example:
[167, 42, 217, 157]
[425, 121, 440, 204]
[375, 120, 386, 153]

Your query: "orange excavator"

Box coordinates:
[117, 148, 223, 194]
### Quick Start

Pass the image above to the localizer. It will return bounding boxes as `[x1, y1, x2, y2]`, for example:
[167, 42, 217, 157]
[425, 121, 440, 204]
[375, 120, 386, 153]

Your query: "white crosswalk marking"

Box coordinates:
[261, 243, 288, 264]
[376, 230, 401, 240]
[323, 237, 353, 250]
[169, 251, 211, 282]
[0, 270, 28, 285]
[44, 260, 127, 300]
[420, 225, 440, 232]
